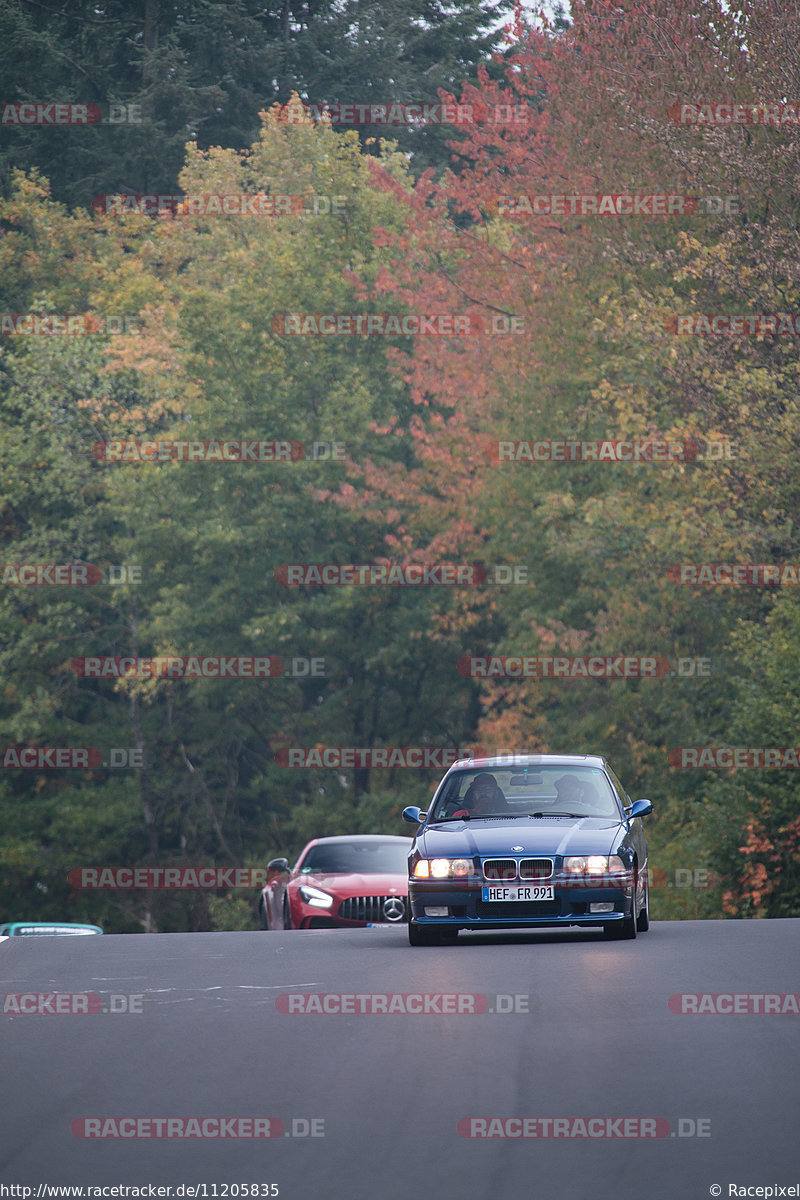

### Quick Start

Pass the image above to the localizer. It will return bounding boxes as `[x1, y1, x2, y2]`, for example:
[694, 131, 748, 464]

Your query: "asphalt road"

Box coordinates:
[0, 919, 798, 1200]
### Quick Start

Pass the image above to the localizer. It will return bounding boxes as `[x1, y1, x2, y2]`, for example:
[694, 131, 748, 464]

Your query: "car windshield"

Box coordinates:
[428, 766, 621, 820]
[298, 841, 410, 875]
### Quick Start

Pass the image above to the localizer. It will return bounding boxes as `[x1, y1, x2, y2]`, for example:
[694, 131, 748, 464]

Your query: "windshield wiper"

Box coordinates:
[460, 813, 525, 820]
[531, 811, 585, 818]
[430, 813, 520, 822]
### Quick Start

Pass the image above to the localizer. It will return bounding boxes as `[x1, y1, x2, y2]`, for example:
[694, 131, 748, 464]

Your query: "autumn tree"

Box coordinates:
[324, 0, 800, 914]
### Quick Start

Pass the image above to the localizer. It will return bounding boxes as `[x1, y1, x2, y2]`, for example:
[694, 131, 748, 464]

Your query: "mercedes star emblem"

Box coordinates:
[383, 896, 406, 922]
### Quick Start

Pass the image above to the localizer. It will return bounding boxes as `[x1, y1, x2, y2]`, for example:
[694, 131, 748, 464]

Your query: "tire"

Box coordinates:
[283, 896, 292, 930]
[603, 903, 637, 940]
[258, 898, 269, 930]
[636, 869, 650, 932]
[408, 921, 442, 946]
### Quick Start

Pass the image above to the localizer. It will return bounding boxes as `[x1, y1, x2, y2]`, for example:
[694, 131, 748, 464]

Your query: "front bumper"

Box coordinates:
[408, 877, 634, 929]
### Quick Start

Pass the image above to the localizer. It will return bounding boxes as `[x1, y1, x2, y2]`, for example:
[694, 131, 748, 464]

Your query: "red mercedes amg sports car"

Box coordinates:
[259, 834, 412, 930]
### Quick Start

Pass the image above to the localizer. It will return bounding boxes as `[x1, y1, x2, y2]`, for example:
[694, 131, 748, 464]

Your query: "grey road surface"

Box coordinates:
[0, 919, 798, 1200]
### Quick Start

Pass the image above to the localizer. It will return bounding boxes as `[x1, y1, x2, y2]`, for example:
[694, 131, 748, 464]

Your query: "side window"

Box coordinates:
[447, 776, 467, 809]
[431, 779, 453, 817]
[433, 773, 470, 816]
[605, 768, 630, 813]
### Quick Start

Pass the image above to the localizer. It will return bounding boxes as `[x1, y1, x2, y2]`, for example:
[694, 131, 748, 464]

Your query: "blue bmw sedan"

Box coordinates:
[403, 754, 652, 945]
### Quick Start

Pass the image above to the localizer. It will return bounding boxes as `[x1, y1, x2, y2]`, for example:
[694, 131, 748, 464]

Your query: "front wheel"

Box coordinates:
[408, 921, 441, 946]
[283, 896, 292, 930]
[603, 905, 637, 940]
[636, 870, 650, 932]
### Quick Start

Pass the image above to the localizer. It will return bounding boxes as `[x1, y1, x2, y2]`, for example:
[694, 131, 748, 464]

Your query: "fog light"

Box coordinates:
[590, 902, 615, 913]
[424, 906, 448, 917]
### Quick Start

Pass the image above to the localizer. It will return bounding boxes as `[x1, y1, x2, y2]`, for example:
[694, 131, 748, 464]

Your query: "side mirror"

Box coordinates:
[402, 806, 427, 825]
[626, 799, 653, 819]
[266, 857, 290, 874]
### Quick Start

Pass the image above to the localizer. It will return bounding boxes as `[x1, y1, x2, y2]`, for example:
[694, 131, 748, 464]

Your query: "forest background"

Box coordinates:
[2, 0, 799, 931]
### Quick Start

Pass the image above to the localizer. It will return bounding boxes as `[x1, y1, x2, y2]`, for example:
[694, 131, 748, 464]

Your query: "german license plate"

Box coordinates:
[481, 885, 554, 902]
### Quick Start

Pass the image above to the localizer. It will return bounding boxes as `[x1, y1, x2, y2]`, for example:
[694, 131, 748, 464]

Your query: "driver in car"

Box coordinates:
[451, 772, 508, 818]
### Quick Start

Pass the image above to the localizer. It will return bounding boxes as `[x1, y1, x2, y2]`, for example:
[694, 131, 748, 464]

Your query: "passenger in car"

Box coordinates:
[553, 774, 606, 813]
[554, 774, 585, 808]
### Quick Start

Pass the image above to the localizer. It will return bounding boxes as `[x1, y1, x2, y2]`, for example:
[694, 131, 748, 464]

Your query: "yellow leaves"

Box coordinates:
[261, 93, 315, 129]
[589, 378, 614, 401]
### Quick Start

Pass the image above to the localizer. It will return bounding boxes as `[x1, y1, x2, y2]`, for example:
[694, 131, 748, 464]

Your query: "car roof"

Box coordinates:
[448, 753, 609, 771]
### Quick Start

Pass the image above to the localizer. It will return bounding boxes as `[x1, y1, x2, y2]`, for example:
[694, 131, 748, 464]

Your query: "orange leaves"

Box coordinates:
[723, 800, 800, 914]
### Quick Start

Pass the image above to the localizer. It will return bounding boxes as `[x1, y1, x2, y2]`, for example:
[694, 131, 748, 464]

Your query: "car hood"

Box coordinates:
[417, 817, 624, 859]
[289, 871, 407, 894]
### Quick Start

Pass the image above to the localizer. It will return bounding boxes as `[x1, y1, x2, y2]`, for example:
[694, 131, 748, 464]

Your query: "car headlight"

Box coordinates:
[413, 858, 472, 879]
[563, 855, 626, 875]
[298, 885, 334, 908]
